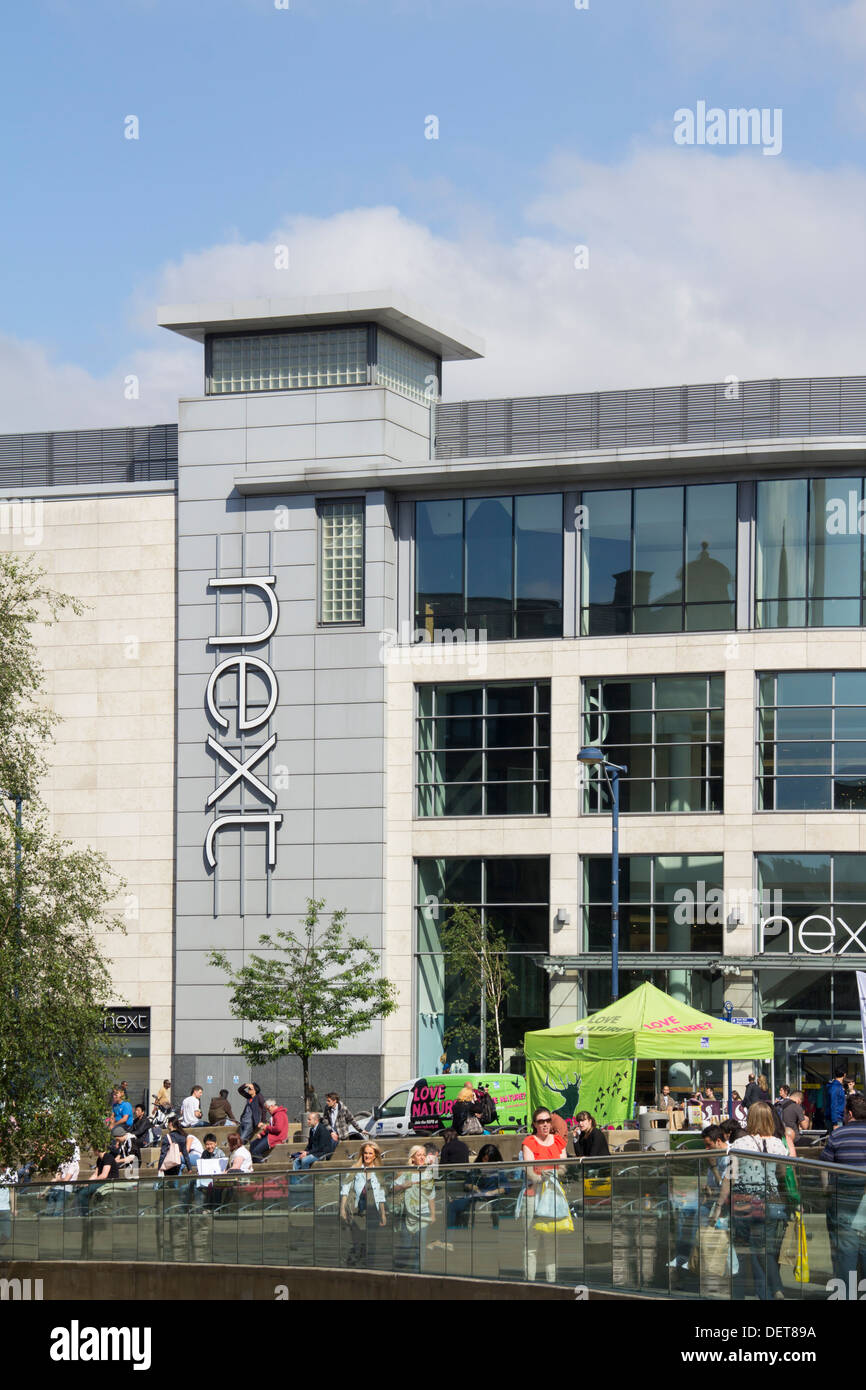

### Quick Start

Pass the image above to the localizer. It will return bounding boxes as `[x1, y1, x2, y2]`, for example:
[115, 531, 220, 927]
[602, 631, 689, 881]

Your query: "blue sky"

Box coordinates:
[1, 0, 865, 428]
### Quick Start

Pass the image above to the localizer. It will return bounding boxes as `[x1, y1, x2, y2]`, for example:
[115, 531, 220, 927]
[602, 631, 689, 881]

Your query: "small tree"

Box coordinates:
[209, 898, 398, 1110]
[440, 903, 515, 1072]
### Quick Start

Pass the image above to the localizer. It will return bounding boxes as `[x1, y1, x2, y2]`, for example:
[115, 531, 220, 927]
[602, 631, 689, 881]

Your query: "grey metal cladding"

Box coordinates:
[434, 374, 866, 458]
[0, 424, 177, 488]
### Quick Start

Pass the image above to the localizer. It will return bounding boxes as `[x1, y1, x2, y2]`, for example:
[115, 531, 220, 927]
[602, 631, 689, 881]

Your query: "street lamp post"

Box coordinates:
[578, 748, 627, 1003]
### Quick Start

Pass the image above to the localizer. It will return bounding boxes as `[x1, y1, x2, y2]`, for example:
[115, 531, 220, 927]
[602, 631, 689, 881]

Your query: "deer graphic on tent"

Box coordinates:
[544, 1071, 581, 1119]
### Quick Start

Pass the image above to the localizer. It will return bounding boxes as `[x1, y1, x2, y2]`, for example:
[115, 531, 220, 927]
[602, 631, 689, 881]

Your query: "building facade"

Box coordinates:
[4, 296, 866, 1113]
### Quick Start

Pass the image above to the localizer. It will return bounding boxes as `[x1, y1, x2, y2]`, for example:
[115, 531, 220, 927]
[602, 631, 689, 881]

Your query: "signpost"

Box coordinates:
[719, 1007, 758, 1117]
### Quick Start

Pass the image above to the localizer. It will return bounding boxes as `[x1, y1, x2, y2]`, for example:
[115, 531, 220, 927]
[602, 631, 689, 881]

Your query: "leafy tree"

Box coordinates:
[209, 898, 398, 1110]
[0, 553, 123, 1169]
[440, 903, 515, 1072]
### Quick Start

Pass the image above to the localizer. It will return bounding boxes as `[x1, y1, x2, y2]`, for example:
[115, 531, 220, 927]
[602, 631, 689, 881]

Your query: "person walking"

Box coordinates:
[394, 1145, 437, 1271]
[742, 1074, 762, 1109]
[828, 1068, 848, 1132]
[340, 1141, 387, 1268]
[323, 1092, 364, 1145]
[820, 1093, 866, 1285]
[721, 1101, 789, 1300]
[521, 1106, 568, 1283]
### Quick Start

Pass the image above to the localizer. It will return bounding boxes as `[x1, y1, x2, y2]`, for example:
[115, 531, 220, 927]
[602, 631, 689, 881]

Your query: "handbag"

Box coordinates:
[462, 1115, 483, 1135]
[158, 1137, 183, 1174]
[732, 1191, 765, 1220]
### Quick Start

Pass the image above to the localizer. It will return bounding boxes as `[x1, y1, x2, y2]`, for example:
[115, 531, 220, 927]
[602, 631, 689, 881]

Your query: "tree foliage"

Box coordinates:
[209, 898, 398, 1109]
[440, 903, 515, 1072]
[0, 553, 122, 1169]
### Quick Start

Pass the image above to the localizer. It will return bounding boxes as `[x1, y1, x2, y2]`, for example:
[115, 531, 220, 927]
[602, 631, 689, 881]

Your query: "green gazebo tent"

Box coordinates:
[525, 981, 774, 1128]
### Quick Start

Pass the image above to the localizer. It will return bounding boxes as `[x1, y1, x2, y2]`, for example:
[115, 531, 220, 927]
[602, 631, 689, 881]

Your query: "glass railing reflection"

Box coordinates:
[2, 1153, 863, 1299]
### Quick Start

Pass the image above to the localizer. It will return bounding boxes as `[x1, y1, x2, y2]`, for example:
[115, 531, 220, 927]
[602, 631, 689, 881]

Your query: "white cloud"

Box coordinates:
[2, 143, 866, 432]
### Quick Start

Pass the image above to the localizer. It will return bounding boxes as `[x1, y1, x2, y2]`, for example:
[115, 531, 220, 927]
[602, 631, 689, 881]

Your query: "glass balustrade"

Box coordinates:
[2, 1153, 863, 1300]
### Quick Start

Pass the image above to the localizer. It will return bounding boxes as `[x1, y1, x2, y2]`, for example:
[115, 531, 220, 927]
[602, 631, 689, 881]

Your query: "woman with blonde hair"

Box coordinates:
[720, 1101, 789, 1300]
[393, 1144, 437, 1271]
[340, 1141, 387, 1268]
[451, 1083, 483, 1136]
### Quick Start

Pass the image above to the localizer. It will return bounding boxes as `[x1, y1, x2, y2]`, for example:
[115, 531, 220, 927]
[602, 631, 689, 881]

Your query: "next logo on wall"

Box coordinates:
[204, 574, 282, 879]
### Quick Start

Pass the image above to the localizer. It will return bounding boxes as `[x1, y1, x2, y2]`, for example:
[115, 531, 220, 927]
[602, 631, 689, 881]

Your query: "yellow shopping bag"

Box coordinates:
[793, 1211, 809, 1284]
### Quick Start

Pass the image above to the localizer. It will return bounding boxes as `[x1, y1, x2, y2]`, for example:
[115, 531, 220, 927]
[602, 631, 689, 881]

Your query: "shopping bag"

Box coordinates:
[533, 1176, 574, 1234]
[779, 1216, 798, 1268]
[793, 1212, 809, 1284]
[688, 1223, 730, 1279]
[784, 1165, 801, 1204]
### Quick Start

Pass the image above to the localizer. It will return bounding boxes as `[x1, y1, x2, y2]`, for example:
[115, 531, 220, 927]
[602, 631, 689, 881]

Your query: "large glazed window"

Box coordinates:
[756, 476, 866, 628]
[758, 671, 866, 811]
[416, 681, 550, 816]
[756, 853, 866, 960]
[583, 854, 724, 952]
[415, 857, 549, 1074]
[414, 494, 563, 640]
[209, 327, 369, 394]
[582, 675, 724, 813]
[319, 499, 364, 624]
[581, 482, 736, 635]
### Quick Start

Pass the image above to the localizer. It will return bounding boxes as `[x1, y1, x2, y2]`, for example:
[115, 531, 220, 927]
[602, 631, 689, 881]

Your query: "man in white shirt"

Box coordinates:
[180, 1086, 205, 1127]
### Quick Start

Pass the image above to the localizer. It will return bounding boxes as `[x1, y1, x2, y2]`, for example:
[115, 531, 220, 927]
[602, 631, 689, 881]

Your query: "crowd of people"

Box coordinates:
[3, 1064, 865, 1297]
[666, 1071, 866, 1299]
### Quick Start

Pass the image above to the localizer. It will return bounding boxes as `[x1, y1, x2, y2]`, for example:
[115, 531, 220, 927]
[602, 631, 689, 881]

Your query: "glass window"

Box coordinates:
[756, 477, 866, 629]
[583, 855, 724, 953]
[758, 672, 866, 810]
[376, 329, 439, 404]
[581, 483, 736, 635]
[379, 1090, 410, 1118]
[756, 853, 866, 958]
[416, 682, 550, 817]
[318, 499, 364, 624]
[415, 857, 549, 1073]
[582, 675, 723, 813]
[414, 495, 563, 640]
[209, 326, 368, 394]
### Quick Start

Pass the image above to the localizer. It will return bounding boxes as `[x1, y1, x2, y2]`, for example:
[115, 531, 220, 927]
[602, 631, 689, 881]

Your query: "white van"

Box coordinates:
[365, 1074, 527, 1138]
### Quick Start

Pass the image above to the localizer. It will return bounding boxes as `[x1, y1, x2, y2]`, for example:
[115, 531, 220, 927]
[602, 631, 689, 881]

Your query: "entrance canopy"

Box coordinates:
[524, 982, 775, 1127]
